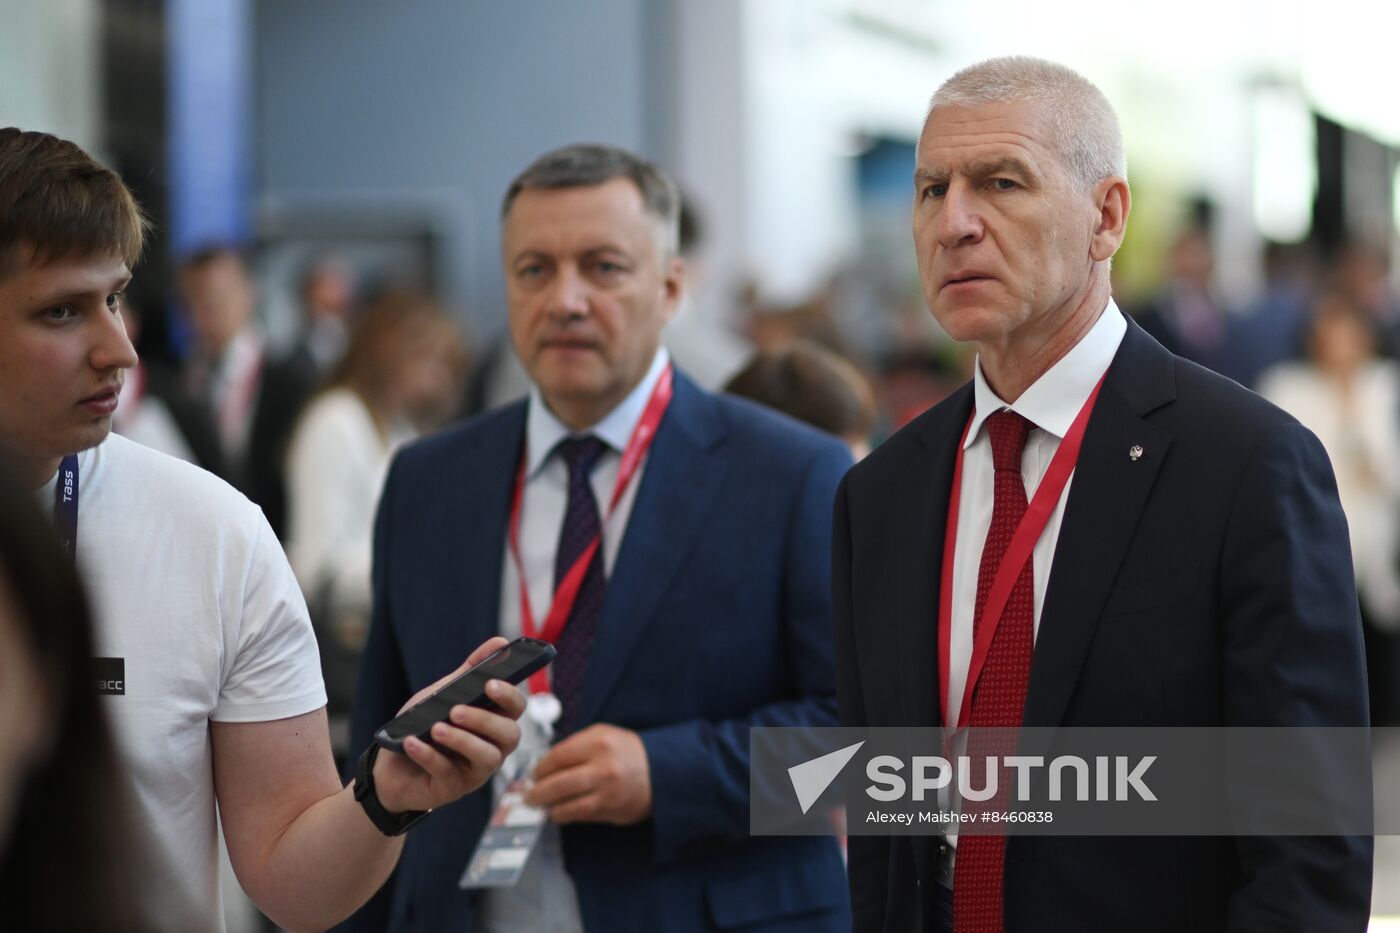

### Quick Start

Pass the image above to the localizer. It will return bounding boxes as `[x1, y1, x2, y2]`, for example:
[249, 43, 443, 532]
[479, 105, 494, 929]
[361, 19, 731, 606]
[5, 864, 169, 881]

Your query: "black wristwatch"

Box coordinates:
[354, 743, 430, 837]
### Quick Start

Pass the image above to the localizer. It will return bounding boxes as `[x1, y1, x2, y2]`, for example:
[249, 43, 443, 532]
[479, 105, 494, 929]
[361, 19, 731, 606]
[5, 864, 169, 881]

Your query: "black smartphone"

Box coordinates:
[373, 636, 556, 754]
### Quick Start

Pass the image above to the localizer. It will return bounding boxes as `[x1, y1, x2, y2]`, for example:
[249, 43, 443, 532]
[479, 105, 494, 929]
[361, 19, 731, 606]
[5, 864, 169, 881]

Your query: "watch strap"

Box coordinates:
[354, 743, 429, 837]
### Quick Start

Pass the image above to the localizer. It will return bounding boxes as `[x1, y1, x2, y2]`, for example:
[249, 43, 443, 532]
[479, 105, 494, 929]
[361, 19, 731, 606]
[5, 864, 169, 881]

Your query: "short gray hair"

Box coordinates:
[929, 56, 1126, 189]
[501, 144, 681, 255]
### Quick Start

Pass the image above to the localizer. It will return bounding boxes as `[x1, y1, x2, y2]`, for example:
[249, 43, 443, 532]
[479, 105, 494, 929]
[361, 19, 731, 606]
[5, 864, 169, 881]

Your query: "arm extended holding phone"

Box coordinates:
[210, 636, 532, 933]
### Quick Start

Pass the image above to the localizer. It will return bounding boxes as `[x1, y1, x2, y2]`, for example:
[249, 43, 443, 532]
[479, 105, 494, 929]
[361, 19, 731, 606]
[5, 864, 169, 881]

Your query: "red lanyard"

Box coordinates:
[509, 364, 674, 693]
[937, 375, 1106, 731]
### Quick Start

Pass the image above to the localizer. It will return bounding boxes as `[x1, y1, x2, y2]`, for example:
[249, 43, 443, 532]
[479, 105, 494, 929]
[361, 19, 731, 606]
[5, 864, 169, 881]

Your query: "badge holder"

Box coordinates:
[458, 691, 562, 889]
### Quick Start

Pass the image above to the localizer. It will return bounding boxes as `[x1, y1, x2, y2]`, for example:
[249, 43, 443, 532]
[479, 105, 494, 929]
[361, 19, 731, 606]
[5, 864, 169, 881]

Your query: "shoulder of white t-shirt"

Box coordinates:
[96, 433, 267, 525]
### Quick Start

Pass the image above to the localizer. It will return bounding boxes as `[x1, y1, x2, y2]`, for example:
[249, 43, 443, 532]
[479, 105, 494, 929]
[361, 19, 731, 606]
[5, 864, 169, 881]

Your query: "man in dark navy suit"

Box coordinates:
[834, 57, 1372, 932]
[339, 144, 852, 932]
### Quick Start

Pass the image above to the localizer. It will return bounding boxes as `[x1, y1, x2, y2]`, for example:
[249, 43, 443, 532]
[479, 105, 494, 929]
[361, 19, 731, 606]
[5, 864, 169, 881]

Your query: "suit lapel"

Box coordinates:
[573, 373, 729, 726]
[890, 386, 973, 729]
[450, 404, 525, 652]
[1024, 320, 1176, 728]
[879, 386, 971, 880]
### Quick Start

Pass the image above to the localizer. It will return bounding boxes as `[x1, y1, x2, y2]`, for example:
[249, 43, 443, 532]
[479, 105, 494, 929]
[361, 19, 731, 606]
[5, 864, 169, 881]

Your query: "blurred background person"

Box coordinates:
[285, 289, 469, 741]
[873, 348, 966, 434]
[744, 302, 849, 358]
[1259, 292, 1400, 725]
[1133, 224, 1236, 376]
[178, 245, 318, 539]
[1225, 239, 1317, 389]
[1336, 239, 1400, 324]
[294, 253, 361, 377]
[0, 455, 147, 933]
[1334, 239, 1400, 357]
[112, 294, 212, 466]
[725, 338, 877, 459]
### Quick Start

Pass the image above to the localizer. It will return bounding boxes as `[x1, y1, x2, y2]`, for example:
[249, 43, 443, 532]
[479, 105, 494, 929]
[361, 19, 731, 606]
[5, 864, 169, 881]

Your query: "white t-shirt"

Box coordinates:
[41, 434, 326, 933]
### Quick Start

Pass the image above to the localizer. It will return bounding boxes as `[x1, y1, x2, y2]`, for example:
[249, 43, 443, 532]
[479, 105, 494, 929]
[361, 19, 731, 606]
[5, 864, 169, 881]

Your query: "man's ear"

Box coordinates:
[1089, 177, 1131, 263]
[659, 255, 686, 326]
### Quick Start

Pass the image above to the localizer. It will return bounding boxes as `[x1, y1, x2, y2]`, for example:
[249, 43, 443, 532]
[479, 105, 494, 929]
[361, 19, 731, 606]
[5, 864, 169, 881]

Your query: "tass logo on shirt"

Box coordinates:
[95, 657, 125, 695]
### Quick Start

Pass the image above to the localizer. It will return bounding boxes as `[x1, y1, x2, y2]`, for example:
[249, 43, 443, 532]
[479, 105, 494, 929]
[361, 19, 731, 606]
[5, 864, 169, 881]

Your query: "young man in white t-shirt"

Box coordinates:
[0, 126, 526, 932]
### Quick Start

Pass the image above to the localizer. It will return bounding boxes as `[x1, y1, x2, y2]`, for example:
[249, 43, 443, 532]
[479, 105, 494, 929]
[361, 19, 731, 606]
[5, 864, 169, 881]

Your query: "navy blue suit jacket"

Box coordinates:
[339, 370, 853, 932]
[835, 319, 1373, 932]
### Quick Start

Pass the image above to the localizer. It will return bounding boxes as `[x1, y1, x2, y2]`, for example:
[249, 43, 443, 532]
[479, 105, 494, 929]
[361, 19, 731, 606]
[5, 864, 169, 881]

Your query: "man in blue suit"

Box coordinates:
[338, 144, 852, 932]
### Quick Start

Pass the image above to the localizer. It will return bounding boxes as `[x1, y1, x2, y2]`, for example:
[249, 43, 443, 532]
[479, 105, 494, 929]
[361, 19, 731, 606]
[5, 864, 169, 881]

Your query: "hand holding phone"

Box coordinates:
[375, 636, 556, 754]
[363, 636, 535, 819]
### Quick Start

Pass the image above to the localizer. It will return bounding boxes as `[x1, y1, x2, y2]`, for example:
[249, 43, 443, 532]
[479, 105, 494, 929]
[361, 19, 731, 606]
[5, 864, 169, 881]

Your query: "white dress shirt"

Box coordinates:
[480, 348, 670, 933]
[501, 347, 669, 633]
[942, 301, 1125, 849]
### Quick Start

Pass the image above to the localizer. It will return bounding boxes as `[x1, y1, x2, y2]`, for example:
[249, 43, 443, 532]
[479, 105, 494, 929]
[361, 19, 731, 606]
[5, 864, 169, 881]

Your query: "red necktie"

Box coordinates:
[954, 410, 1035, 933]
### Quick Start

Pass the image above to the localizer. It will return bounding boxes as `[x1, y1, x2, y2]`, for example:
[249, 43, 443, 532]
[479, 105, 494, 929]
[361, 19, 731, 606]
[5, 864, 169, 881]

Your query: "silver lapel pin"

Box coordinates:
[1128, 445, 1144, 461]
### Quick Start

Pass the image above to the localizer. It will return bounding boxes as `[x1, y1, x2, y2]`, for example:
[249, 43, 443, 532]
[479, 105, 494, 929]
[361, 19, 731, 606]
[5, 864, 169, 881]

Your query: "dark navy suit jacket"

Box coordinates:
[338, 370, 853, 932]
[835, 318, 1373, 932]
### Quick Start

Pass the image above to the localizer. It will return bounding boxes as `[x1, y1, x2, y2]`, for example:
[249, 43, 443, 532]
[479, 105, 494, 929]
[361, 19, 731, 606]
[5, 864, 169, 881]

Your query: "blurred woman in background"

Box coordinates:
[0, 454, 146, 932]
[284, 290, 468, 727]
[1259, 292, 1400, 724]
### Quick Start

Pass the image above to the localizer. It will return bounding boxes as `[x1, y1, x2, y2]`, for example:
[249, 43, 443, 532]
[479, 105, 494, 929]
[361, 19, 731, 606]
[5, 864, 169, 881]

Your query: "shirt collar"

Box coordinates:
[35, 442, 99, 500]
[966, 298, 1126, 448]
[525, 347, 671, 477]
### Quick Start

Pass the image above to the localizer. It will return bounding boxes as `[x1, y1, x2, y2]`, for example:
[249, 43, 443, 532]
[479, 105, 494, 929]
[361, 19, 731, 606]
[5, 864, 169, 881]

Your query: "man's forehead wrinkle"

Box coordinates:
[921, 128, 1045, 152]
[917, 137, 1043, 176]
[961, 155, 1035, 175]
[513, 237, 630, 255]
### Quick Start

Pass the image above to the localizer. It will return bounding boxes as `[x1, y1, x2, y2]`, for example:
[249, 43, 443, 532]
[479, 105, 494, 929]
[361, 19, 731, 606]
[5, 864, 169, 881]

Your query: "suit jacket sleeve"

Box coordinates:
[833, 472, 891, 932]
[333, 452, 414, 933]
[1219, 420, 1373, 931]
[638, 442, 851, 863]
